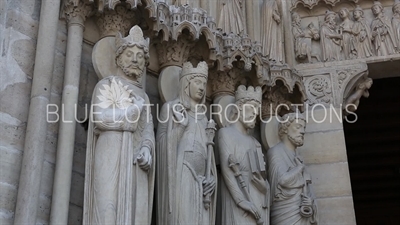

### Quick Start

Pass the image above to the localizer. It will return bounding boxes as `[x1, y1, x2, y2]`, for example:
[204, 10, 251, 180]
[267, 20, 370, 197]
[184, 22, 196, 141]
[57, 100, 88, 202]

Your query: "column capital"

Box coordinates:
[62, 0, 93, 27]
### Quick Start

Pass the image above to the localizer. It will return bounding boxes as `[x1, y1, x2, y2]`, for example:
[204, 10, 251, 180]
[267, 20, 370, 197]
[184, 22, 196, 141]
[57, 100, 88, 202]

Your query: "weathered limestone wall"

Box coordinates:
[298, 107, 356, 224]
[0, 0, 40, 223]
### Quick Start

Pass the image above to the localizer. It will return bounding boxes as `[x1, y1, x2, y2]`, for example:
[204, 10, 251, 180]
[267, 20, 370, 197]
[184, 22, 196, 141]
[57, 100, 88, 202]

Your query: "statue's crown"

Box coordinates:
[235, 85, 262, 103]
[115, 25, 149, 51]
[180, 61, 208, 79]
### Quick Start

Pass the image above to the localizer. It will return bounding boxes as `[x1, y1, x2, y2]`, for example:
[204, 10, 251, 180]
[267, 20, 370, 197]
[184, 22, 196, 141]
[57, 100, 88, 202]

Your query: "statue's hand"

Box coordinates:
[238, 200, 261, 221]
[301, 194, 313, 206]
[295, 157, 305, 172]
[251, 172, 268, 193]
[273, 13, 281, 24]
[202, 175, 216, 196]
[173, 107, 188, 126]
[131, 95, 145, 110]
[135, 146, 152, 171]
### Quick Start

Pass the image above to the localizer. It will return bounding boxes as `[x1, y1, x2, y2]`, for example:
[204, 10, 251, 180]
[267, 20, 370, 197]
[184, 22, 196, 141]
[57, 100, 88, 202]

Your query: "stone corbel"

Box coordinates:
[296, 60, 369, 110]
[155, 34, 196, 68]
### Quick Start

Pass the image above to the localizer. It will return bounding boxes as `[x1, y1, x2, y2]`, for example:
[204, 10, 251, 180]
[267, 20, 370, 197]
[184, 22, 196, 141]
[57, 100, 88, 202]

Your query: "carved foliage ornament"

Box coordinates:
[96, 5, 135, 38]
[62, 0, 93, 25]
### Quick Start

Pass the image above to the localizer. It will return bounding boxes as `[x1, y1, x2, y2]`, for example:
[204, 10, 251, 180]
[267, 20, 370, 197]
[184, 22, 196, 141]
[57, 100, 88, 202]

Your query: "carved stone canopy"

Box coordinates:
[291, 0, 359, 10]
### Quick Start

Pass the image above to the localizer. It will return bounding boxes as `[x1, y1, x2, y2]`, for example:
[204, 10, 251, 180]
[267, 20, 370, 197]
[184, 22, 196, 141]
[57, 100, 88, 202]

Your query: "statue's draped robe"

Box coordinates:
[392, 14, 400, 50]
[292, 24, 309, 60]
[218, 127, 270, 225]
[218, 0, 245, 35]
[83, 76, 155, 224]
[262, 0, 284, 62]
[320, 24, 342, 61]
[371, 14, 397, 56]
[157, 99, 217, 225]
[267, 143, 317, 225]
[339, 19, 356, 59]
[352, 19, 374, 58]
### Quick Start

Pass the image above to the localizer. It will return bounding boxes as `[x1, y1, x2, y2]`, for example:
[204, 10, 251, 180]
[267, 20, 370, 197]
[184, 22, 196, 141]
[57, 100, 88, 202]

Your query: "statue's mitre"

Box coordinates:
[180, 61, 208, 79]
[115, 25, 149, 51]
[235, 85, 262, 103]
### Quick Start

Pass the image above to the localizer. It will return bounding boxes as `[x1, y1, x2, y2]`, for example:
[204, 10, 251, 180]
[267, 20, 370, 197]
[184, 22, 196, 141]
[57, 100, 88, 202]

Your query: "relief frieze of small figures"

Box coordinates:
[292, 0, 400, 63]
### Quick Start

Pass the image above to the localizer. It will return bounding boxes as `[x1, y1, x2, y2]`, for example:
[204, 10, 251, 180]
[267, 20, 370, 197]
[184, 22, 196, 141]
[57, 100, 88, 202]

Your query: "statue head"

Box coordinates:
[339, 8, 349, 19]
[353, 5, 364, 20]
[371, 1, 383, 15]
[291, 12, 301, 25]
[115, 25, 150, 79]
[394, 0, 400, 14]
[278, 113, 306, 147]
[179, 61, 208, 108]
[324, 11, 337, 26]
[234, 85, 262, 129]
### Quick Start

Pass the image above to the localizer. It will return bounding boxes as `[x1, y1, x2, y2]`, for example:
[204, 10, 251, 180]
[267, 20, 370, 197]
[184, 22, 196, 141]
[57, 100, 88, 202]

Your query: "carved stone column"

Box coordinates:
[13, 0, 62, 224]
[49, 1, 92, 224]
[294, 60, 370, 225]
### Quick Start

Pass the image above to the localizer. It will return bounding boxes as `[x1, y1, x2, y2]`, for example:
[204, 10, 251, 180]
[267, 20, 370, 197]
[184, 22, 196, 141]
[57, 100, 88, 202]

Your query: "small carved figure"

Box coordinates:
[267, 113, 318, 225]
[371, 1, 398, 56]
[352, 5, 374, 58]
[338, 8, 357, 59]
[156, 61, 217, 224]
[218, 0, 246, 35]
[83, 25, 155, 224]
[262, 0, 284, 63]
[291, 12, 320, 63]
[320, 10, 343, 61]
[392, 0, 400, 51]
[218, 85, 270, 225]
[344, 77, 373, 112]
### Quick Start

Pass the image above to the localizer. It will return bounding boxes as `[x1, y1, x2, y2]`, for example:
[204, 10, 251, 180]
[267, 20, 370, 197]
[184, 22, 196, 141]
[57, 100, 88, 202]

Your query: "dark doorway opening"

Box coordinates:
[344, 77, 400, 225]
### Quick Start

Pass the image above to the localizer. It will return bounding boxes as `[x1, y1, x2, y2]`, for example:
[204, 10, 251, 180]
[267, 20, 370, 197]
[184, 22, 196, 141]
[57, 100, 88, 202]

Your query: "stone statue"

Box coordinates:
[371, 1, 398, 56]
[218, 85, 270, 225]
[392, 0, 400, 50]
[267, 113, 318, 225]
[338, 8, 357, 59]
[344, 77, 373, 112]
[262, 0, 284, 63]
[218, 0, 246, 35]
[156, 61, 217, 224]
[83, 25, 155, 224]
[320, 10, 342, 62]
[352, 5, 374, 58]
[291, 12, 320, 63]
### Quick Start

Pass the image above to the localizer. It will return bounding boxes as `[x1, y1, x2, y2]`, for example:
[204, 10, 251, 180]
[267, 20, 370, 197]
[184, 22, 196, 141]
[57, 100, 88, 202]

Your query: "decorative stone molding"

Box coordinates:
[153, 3, 268, 81]
[96, 5, 136, 38]
[296, 60, 369, 109]
[208, 67, 246, 98]
[291, 0, 359, 10]
[154, 34, 196, 68]
[92, 0, 157, 19]
[62, 0, 93, 27]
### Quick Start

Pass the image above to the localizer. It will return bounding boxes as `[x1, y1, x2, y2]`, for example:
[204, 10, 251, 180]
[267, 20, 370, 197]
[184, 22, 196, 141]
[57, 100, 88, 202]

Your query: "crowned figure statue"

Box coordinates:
[83, 25, 155, 224]
[218, 85, 270, 225]
[156, 61, 217, 224]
